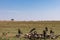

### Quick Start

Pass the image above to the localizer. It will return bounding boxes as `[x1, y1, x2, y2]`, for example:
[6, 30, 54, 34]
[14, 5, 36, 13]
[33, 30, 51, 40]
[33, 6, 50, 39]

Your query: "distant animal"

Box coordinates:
[24, 27, 60, 40]
[45, 27, 48, 31]
[15, 29, 23, 38]
[16, 34, 20, 38]
[18, 29, 23, 34]
[29, 28, 36, 33]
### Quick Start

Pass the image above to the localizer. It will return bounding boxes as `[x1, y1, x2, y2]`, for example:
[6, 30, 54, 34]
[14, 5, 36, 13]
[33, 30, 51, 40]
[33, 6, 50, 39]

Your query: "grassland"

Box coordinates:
[0, 21, 60, 40]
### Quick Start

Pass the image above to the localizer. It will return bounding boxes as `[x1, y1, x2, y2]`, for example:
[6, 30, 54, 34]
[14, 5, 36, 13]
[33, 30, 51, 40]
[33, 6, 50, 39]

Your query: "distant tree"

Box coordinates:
[11, 19, 14, 21]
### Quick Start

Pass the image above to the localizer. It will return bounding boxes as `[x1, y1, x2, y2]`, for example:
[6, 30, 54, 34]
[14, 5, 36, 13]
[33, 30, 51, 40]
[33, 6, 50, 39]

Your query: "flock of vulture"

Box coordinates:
[16, 27, 60, 40]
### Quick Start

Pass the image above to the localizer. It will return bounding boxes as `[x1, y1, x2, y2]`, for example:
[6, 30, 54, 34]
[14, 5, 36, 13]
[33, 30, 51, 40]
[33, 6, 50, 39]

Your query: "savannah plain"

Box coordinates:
[0, 21, 60, 40]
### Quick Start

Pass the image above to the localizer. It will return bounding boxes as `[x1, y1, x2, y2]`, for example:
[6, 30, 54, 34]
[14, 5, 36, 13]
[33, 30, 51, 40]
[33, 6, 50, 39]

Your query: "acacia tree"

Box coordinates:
[11, 19, 14, 21]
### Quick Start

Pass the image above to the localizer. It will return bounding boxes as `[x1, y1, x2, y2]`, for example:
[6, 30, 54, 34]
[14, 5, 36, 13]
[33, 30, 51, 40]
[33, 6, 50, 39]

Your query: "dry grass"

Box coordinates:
[0, 21, 60, 40]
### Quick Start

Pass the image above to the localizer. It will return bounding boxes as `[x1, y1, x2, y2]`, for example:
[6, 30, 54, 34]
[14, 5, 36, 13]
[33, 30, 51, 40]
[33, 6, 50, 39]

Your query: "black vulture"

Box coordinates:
[29, 28, 36, 33]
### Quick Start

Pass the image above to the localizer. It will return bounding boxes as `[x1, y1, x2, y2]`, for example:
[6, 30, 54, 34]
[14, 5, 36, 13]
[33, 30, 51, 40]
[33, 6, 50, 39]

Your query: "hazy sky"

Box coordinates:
[0, 0, 60, 21]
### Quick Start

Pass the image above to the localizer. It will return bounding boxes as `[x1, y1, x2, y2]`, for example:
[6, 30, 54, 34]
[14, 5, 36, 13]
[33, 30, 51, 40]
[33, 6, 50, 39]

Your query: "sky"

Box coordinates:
[0, 0, 60, 21]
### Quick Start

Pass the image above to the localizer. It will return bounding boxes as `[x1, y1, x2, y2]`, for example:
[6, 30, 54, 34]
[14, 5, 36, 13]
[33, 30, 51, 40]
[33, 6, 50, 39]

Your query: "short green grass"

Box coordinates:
[0, 21, 60, 40]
